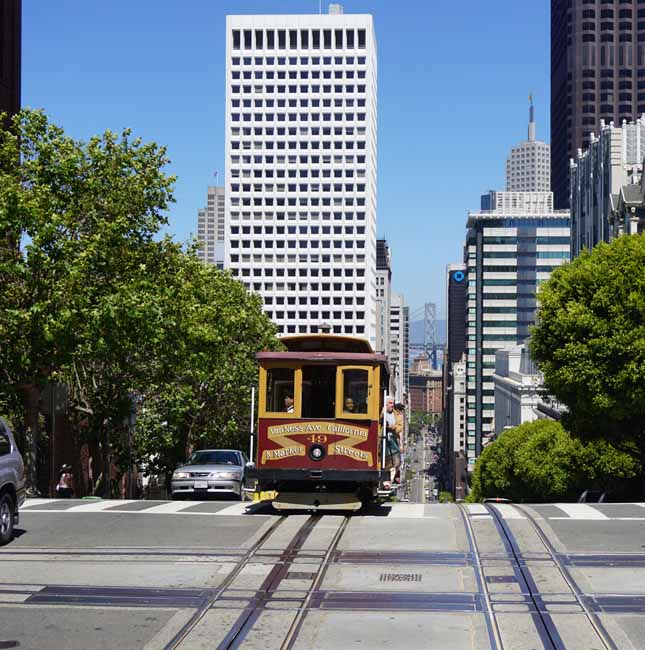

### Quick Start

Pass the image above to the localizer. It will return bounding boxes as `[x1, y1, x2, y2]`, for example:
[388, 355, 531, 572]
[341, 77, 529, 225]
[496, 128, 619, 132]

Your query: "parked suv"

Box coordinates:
[0, 417, 26, 546]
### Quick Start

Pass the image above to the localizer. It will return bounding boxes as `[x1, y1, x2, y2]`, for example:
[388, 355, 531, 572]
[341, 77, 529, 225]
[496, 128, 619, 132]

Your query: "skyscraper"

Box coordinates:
[375, 239, 392, 356]
[0, 0, 21, 121]
[551, 0, 645, 209]
[389, 292, 409, 401]
[224, 9, 378, 343]
[196, 186, 226, 268]
[506, 97, 550, 192]
[465, 194, 570, 469]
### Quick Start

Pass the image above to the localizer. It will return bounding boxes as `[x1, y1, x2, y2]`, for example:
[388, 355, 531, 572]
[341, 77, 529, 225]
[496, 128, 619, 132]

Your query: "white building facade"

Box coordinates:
[197, 186, 226, 268]
[450, 357, 467, 456]
[465, 196, 570, 470]
[224, 11, 378, 343]
[570, 116, 645, 258]
[389, 291, 409, 401]
[492, 346, 541, 436]
[505, 98, 550, 192]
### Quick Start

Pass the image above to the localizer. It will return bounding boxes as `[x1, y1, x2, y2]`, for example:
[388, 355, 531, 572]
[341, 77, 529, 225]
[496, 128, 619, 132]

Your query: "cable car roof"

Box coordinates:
[280, 334, 375, 354]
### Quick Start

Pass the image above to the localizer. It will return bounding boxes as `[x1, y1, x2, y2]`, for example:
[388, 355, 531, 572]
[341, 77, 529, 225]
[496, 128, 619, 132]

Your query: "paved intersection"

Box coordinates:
[0, 500, 643, 649]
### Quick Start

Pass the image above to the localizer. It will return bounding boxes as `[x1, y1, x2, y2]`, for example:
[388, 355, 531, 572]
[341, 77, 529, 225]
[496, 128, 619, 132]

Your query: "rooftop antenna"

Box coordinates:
[528, 92, 536, 142]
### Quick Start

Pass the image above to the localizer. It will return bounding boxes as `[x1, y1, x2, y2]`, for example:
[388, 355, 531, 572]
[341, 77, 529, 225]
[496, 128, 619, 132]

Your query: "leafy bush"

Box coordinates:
[471, 420, 639, 502]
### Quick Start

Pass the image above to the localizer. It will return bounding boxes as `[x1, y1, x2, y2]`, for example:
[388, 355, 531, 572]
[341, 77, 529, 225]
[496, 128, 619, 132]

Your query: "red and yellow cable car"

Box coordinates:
[247, 334, 391, 510]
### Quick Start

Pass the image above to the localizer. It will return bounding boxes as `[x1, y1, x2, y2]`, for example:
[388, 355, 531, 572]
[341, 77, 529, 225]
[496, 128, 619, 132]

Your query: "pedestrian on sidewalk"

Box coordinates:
[56, 464, 74, 498]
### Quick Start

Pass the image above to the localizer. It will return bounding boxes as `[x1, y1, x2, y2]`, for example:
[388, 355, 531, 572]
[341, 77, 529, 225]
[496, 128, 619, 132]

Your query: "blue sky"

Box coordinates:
[23, 0, 550, 319]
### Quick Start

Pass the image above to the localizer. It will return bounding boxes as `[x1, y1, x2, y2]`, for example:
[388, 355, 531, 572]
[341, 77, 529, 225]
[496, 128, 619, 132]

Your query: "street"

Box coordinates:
[1, 498, 644, 649]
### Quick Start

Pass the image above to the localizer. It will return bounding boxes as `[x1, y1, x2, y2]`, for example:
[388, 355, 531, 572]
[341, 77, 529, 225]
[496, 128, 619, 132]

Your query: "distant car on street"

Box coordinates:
[0, 417, 26, 546]
[578, 489, 609, 503]
[171, 449, 249, 500]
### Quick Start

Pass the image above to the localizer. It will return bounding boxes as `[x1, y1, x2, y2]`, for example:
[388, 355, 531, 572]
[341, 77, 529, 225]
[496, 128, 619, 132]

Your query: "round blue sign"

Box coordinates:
[453, 271, 465, 283]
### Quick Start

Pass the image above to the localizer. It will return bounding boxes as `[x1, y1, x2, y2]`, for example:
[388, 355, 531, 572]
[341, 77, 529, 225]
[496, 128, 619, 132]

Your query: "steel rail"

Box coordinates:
[458, 505, 504, 650]
[513, 504, 619, 650]
[485, 504, 565, 650]
[161, 515, 286, 650]
[217, 514, 323, 650]
[280, 515, 351, 650]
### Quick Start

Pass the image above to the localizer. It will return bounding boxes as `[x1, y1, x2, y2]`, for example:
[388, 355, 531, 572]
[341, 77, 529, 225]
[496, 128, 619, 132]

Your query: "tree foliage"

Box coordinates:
[0, 110, 280, 493]
[530, 235, 645, 451]
[470, 420, 639, 502]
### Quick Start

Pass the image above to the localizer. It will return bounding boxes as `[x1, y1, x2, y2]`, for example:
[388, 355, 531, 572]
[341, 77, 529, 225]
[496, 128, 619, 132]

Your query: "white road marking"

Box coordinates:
[66, 500, 138, 512]
[130, 501, 208, 514]
[22, 499, 56, 508]
[214, 503, 250, 516]
[493, 503, 525, 519]
[553, 504, 609, 520]
[465, 504, 488, 515]
[0, 593, 31, 603]
[387, 503, 425, 518]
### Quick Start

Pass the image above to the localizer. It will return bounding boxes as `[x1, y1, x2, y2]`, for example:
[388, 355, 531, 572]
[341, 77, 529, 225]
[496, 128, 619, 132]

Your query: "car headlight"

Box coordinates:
[210, 471, 242, 480]
[173, 472, 190, 479]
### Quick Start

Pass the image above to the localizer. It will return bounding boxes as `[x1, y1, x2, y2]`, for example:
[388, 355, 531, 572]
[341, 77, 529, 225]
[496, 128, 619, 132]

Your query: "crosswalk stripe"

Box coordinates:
[23, 499, 55, 509]
[139, 501, 207, 514]
[66, 500, 138, 512]
[554, 504, 609, 520]
[387, 503, 425, 518]
[465, 504, 488, 515]
[492, 503, 525, 519]
[214, 503, 250, 516]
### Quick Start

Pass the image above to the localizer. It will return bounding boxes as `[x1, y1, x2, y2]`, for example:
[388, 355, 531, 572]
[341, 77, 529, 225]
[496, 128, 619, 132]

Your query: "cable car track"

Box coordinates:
[162, 515, 287, 650]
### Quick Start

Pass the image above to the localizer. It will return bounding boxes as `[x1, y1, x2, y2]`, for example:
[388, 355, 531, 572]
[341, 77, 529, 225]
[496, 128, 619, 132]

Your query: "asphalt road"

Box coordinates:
[1, 498, 645, 649]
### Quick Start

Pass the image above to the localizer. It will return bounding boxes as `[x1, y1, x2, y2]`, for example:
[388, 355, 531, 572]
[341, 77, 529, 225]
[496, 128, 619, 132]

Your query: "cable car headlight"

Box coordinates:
[308, 444, 326, 462]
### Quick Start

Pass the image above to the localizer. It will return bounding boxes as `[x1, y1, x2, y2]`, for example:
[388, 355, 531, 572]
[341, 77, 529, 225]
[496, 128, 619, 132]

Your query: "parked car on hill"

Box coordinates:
[0, 418, 26, 546]
[171, 449, 249, 500]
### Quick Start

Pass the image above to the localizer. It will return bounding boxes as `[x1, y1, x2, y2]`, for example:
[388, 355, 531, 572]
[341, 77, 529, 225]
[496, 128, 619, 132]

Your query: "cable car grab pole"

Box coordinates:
[250, 386, 255, 463]
[381, 389, 387, 474]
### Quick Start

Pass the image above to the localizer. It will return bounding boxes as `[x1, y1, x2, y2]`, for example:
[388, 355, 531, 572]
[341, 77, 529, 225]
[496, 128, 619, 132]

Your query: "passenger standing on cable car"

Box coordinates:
[383, 397, 402, 487]
[284, 394, 294, 413]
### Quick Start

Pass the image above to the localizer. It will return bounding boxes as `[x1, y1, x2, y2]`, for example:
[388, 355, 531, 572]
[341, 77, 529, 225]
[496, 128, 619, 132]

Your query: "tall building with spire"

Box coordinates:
[505, 96, 550, 193]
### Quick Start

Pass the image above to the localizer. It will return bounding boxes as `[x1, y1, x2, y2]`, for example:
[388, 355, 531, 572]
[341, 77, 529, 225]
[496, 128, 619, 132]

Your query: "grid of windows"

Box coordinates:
[225, 15, 377, 341]
[464, 210, 571, 467]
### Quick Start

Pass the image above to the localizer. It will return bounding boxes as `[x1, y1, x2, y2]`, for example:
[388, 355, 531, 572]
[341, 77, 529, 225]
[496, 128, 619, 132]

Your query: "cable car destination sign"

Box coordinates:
[262, 421, 373, 466]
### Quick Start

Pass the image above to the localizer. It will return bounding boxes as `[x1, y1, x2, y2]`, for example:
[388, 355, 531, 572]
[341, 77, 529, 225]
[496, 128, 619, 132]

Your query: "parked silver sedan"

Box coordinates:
[171, 449, 248, 500]
[0, 417, 26, 546]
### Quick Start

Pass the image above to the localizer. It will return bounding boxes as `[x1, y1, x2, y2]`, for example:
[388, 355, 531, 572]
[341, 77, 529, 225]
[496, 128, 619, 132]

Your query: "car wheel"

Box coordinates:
[0, 493, 15, 547]
[171, 493, 182, 501]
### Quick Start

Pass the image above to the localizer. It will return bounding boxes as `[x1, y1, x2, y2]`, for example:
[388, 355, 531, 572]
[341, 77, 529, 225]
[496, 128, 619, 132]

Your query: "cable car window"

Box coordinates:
[301, 365, 336, 418]
[342, 369, 369, 415]
[266, 367, 295, 413]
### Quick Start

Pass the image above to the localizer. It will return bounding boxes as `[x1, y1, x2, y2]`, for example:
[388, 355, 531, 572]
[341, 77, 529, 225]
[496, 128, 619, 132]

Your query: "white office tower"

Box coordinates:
[506, 96, 550, 192]
[224, 11, 378, 344]
[389, 291, 409, 402]
[197, 186, 226, 268]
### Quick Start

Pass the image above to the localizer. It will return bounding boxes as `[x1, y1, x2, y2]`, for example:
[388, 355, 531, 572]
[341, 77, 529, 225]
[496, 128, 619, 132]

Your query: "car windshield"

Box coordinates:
[186, 451, 240, 466]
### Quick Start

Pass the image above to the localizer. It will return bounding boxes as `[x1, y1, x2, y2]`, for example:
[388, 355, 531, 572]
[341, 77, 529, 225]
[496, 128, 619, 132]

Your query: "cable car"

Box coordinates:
[247, 334, 391, 511]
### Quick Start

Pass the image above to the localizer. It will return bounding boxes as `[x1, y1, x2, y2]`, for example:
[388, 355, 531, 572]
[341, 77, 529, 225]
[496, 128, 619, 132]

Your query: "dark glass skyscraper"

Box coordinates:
[0, 0, 21, 120]
[551, 0, 645, 209]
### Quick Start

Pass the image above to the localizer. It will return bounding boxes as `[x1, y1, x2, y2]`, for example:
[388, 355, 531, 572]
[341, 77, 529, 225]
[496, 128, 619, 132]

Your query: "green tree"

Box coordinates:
[0, 109, 280, 495]
[0, 109, 174, 491]
[130, 248, 280, 484]
[530, 234, 645, 489]
[470, 420, 639, 502]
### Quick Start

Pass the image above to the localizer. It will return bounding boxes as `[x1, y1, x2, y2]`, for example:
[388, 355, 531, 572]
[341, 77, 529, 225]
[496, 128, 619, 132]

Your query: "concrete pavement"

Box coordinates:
[0, 499, 643, 649]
